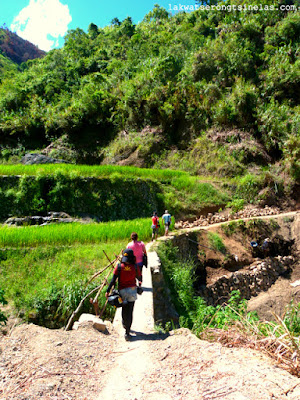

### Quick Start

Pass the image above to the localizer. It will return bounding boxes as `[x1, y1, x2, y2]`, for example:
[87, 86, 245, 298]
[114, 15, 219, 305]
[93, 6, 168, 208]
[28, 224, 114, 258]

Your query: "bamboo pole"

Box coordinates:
[90, 266, 114, 316]
[91, 250, 122, 315]
[65, 250, 123, 329]
[84, 257, 117, 289]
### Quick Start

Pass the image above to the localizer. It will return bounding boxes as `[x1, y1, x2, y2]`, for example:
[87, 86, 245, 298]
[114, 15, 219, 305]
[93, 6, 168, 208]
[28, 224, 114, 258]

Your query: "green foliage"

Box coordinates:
[226, 198, 245, 213]
[283, 125, 300, 181]
[157, 241, 197, 325]
[234, 173, 263, 202]
[283, 300, 300, 335]
[208, 232, 227, 254]
[0, 289, 8, 326]
[221, 220, 246, 236]
[157, 241, 258, 332]
[0, 241, 127, 327]
[0, 1, 298, 184]
[0, 164, 229, 221]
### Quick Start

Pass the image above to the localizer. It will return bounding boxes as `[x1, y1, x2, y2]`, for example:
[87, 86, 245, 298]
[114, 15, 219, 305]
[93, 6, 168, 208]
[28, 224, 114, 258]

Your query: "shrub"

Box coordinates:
[226, 198, 245, 213]
[208, 232, 227, 255]
[0, 289, 7, 326]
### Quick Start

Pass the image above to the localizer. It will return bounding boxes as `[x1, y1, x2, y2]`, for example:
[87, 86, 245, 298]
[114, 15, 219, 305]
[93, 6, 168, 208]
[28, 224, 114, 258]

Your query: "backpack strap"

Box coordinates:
[116, 263, 121, 289]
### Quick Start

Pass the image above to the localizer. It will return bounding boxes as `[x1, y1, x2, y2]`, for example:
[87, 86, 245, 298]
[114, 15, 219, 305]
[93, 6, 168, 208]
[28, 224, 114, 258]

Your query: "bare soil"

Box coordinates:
[1, 322, 300, 400]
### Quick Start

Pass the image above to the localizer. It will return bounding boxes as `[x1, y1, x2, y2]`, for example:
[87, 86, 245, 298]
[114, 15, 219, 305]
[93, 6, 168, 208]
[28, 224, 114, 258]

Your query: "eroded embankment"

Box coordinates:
[151, 212, 300, 324]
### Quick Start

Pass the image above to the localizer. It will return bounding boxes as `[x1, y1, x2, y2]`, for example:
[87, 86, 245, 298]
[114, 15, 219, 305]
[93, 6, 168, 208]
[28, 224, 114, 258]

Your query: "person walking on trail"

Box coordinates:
[127, 232, 147, 276]
[105, 248, 142, 341]
[162, 210, 172, 236]
[151, 211, 160, 241]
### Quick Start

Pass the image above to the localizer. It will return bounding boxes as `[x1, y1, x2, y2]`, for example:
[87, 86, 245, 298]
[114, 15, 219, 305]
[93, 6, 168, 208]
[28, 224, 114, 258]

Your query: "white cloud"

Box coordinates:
[10, 0, 72, 51]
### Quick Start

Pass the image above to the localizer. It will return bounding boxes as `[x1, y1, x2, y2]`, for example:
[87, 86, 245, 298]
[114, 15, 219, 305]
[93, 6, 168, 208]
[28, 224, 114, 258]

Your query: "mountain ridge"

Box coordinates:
[0, 26, 45, 66]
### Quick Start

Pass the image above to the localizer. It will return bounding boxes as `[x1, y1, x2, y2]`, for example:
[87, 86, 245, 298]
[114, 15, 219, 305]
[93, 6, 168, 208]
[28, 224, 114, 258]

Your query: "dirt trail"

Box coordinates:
[178, 210, 299, 233]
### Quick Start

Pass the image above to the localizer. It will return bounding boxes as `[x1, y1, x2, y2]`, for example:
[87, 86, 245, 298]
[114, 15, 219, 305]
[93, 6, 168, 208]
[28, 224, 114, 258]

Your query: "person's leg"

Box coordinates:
[152, 227, 155, 241]
[122, 301, 135, 337]
[137, 262, 143, 279]
[165, 223, 169, 235]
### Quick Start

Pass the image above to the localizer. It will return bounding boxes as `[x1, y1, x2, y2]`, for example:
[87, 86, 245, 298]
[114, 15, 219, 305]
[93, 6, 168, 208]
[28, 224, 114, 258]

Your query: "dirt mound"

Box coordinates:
[1, 324, 300, 400]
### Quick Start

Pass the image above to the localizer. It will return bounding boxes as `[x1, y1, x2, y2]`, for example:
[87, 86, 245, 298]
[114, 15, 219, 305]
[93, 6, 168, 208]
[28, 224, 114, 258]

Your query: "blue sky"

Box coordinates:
[0, 0, 186, 52]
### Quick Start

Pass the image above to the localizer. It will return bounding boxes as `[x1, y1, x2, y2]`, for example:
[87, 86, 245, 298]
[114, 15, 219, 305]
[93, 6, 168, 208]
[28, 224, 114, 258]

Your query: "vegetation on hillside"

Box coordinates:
[0, 164, 229, 221]
[0, 1, 298, 182]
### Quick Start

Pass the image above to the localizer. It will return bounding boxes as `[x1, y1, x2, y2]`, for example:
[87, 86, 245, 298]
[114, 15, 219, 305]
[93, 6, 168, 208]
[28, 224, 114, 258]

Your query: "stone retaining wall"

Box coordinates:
[148, 249, 179, 326]
[197, 256, 294, 306]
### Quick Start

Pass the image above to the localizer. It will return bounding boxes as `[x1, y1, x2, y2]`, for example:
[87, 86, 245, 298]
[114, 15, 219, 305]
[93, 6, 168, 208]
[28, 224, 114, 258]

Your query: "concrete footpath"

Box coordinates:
[112, 244, 159, 336]
[97, 245, 164, 400]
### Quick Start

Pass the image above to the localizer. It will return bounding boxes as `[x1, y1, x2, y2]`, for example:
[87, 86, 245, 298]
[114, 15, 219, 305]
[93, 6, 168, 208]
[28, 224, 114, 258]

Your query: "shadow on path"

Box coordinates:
[140, 286, 153, 293]
[130, 330, 169, 342]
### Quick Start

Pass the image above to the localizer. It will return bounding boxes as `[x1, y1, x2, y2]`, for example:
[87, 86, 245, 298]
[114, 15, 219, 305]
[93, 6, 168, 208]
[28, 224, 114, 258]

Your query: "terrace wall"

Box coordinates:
[0, 175, 164, 222]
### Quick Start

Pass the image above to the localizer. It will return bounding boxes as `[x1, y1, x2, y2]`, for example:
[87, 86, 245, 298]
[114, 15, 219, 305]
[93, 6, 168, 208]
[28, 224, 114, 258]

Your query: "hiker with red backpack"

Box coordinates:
[105, 248, 142, 341]
[151, 211, 160, 241]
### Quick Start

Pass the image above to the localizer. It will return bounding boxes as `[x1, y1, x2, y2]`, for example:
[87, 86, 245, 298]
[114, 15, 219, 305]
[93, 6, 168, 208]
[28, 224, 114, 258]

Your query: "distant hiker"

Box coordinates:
[127, 232, 147, 276]
[105, 248, 142, 341]
[161, 210, 172, 236]
[151, 211, 160, 241]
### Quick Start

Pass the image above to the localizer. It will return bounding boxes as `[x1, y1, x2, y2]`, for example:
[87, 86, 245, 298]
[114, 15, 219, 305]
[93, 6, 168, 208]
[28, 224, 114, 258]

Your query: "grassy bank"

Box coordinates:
[0, 164, 187, 180]
[0, 242, 123, 327]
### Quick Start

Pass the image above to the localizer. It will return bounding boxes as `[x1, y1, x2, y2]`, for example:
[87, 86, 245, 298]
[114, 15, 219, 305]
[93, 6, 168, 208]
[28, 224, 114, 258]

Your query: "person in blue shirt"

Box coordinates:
[161, 210, 172, 236]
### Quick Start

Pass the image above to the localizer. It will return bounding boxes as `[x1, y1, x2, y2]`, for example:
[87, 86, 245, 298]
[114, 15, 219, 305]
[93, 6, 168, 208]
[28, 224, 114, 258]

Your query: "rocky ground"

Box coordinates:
[175, 205, 282, 229]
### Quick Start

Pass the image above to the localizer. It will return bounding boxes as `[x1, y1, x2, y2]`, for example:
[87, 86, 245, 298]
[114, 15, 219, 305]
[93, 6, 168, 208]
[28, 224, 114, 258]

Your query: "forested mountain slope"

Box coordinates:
[0, 27, 45, 72]
[0, 1, 299, 181]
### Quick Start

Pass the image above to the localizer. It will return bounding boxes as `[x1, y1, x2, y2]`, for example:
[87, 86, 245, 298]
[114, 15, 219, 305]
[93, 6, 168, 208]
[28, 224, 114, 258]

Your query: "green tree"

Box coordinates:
[88, 23, 99, 39]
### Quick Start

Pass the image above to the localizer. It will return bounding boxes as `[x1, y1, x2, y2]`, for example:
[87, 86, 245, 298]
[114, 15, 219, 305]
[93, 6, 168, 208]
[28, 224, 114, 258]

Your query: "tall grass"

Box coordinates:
[0, 164, 187, 182]
[0, 218, 153, 247]
[208, 232, 227, 254]
[0, 241, 129, 327]
[0, 218, 155, 327]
